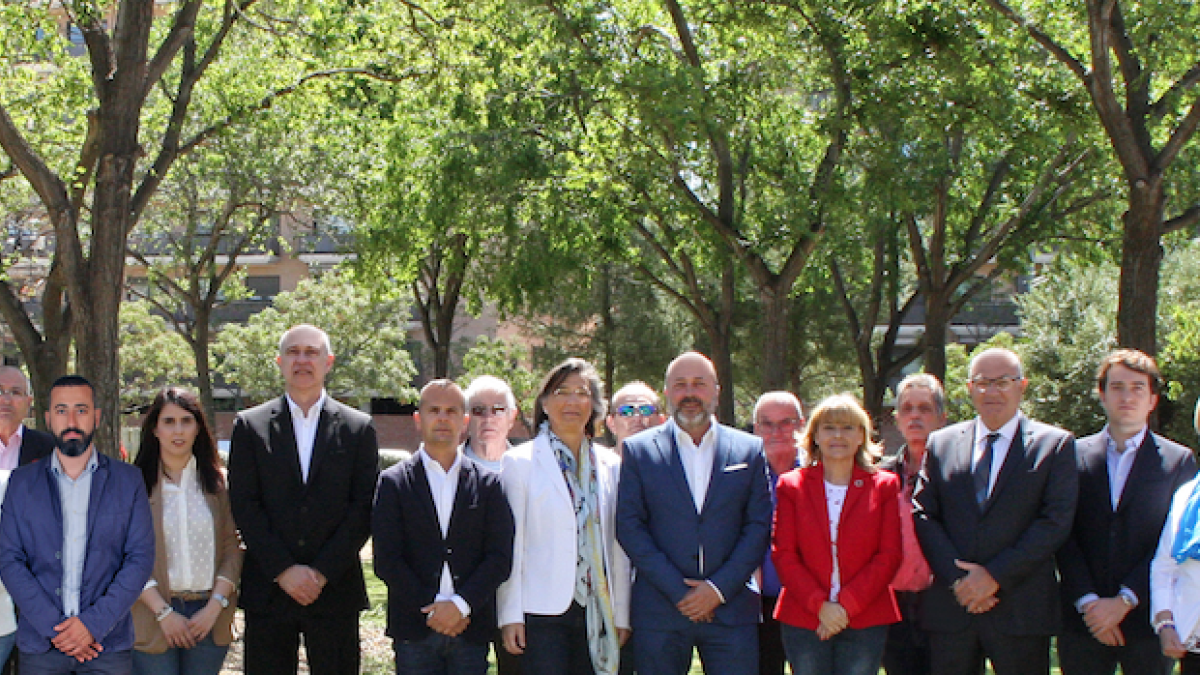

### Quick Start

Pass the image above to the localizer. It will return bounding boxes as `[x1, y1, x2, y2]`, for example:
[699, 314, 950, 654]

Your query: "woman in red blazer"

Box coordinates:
[772, 394, 902, 675]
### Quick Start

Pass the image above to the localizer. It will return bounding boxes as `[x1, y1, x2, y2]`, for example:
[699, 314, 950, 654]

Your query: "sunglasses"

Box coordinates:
[616, 404, 658, 418]
[470, 404, 509, 417]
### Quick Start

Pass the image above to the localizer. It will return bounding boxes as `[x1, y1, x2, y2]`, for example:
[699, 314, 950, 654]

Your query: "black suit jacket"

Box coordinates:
[228, 395, 379, 616]
[18, 426, 54, 466]
[1057, 430, 1197, 641]
[913, 415, 1077, 636]
[371, 453, 514, 644]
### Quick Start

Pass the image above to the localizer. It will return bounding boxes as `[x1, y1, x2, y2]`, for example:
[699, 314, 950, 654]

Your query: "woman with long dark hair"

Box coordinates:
[131, 388, 243, 675]
[497, 358, 631, 675]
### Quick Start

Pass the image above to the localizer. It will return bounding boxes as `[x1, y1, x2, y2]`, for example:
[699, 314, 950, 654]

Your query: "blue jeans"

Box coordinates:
[0, 631, 15, 672]
[20, 649, 132, 675]
[393, 632, 489, 675]
[781, 623, 887, 675]
[131, 599, 229, 675]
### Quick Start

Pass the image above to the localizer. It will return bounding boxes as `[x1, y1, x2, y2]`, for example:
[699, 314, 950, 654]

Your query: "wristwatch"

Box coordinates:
[212, 593, 230, 609]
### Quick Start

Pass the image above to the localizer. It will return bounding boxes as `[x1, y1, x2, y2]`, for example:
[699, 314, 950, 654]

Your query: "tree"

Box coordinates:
[529, 0, 861, 394]
[980, 0, 1200, 355]
[0, 0, 438, 453]
[119, 301, 195, 411]
[213, 272, 418, 406]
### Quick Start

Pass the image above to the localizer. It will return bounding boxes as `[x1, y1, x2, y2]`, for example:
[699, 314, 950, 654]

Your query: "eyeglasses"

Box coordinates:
[552, 387, 591, 400]
[0, 388, 28, 399]
[757, 418, 801, 431]
[616, 404, 658, 418]
[968, 376, 1021, 392]
[470, 404, 509, 417]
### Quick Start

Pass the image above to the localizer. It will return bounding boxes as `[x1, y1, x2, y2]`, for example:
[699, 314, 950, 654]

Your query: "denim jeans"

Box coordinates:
[20, 648, 132, 675]
[781, 623, 888, 675]
[393, 632, 489, 675]
[131, 599, 229, 675]
[0, 631, 15, 673]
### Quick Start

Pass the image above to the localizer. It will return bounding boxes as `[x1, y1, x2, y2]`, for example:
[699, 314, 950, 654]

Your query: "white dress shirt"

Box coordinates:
[971, 415, 1020, 500]
[825, 481, 849, 601]
[1105, 425, 1147, 509]
[287, 390, 327, 483]
[418, 447, 471, 617]
[0, 425, 25, 471]
[671, 418, 717, 512]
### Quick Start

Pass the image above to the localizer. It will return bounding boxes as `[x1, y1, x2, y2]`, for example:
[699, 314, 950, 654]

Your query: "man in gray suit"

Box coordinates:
[617, 351, 772, 675]
[913, 347, 1077, 675]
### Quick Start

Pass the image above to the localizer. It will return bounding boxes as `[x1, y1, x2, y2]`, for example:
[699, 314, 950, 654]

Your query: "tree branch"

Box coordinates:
[1155, 97, 1200, 172]
[979, 0, 1088, 80]
[1151, 62, 1200, 119]
[1163, 204, 1200, 234]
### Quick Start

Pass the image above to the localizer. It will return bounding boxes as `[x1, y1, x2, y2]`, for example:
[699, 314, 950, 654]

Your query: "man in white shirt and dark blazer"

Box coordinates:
[372, 379, 514, 674]
[1056, 349, 1196, 675]
[617, 351, 773, 675]
[913, 347, 1077, 675]
[228, 325, 379, 675]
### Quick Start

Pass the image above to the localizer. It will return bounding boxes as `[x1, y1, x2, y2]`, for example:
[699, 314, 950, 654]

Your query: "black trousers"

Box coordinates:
[759, 595, 787, 675]
[882, 591, 931, 675]
[1056, 629, 1173, 675]
[928, 624, 1049, 675]
[243, 609, 360, 675]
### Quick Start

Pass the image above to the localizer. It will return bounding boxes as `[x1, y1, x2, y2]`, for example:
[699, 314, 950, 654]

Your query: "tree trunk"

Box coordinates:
[923, 292, 951, 384]
[759, 287, 792, 393]
[193, 307, 216, 421]
[1117, 178, 1165, 355]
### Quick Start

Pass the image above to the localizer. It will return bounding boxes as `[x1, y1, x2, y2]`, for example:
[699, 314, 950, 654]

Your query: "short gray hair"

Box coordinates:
[895, 373, 946, 416]
[465, 375, 517, 411]
[753, 391, 804, 424]
[967, 347, 1024, 380]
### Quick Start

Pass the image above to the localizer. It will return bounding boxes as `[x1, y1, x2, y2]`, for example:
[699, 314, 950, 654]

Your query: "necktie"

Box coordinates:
[974, 433, 1000, 505]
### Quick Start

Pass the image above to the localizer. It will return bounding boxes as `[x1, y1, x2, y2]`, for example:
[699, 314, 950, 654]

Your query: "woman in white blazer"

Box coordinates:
[498, 358, 631, 675]
[1151, 474, 1200, 673]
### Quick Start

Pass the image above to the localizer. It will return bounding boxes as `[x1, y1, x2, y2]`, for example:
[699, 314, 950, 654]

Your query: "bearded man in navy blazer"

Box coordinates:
[617, 351, 772, 675]
[229, 325, 379, 675]
[913, 347, 1077, 675]
[1056, 349, 1196, 675]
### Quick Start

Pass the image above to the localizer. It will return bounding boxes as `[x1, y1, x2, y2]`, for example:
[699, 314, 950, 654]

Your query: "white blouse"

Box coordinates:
[158, 457, 216, 592]
[1151, 477, 1200, 653]
[826, 481, 849, 601]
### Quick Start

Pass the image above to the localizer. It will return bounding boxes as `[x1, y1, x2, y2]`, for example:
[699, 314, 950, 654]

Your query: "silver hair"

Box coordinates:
[465, 375, 517, 411]
[753, 391, 804, 424]
[967, 347, 1024, 380]
[278, 324, 333, 356]
[895, 373, 946, 416]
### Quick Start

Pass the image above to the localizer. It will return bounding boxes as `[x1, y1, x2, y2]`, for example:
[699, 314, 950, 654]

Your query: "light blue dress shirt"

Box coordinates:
[51, 450, 99, 618]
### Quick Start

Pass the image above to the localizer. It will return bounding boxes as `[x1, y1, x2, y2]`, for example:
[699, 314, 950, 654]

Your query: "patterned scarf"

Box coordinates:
[545, 422, 620, 675]
[1172, 481, 1200, 563]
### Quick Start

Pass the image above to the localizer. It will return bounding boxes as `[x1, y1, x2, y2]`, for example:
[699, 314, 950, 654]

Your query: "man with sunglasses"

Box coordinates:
[751, 391, 805, 675]
[606, 382, 667, 457]
[463, 377, 520, 473]
[913, 347, 1077, 675]
[461, 376, 522, 675]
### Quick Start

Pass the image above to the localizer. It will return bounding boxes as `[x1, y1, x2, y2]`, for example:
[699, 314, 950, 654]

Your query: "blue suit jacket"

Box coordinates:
[0, 451, 154, 653]
[617, 421, 772, 629]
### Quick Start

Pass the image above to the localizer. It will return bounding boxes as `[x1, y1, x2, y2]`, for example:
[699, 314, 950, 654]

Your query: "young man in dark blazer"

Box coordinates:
[1056, 349, 1196, 675]
[228, 324, 379, 675]
[372, 379, 514, 674]
[913, 347, 1078, 675]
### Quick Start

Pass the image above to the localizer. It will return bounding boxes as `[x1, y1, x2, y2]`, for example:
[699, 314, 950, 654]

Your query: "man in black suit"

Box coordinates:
[1056, 349, 1196, 675]
[229, 324, 379, 675]
[913, 347, 1077, 675]
[372, 379, 514, 675]
[0, 366, 54, 468]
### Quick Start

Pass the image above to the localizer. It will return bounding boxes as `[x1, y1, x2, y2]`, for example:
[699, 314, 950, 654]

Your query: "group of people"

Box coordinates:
[0, 324, 1197, 675]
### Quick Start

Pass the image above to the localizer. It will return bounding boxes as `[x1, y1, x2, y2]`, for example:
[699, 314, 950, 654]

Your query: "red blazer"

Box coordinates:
[772, 464, 902, 630]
